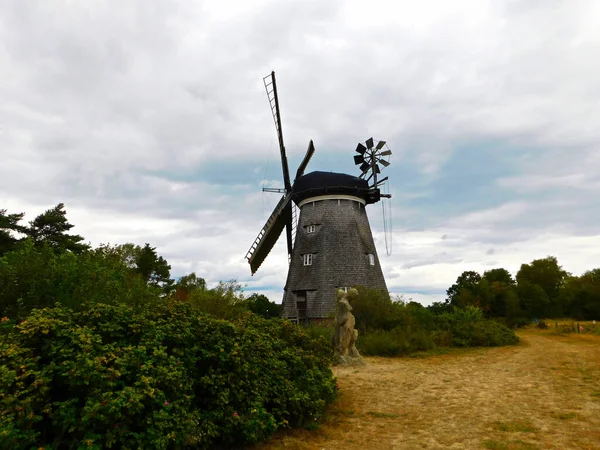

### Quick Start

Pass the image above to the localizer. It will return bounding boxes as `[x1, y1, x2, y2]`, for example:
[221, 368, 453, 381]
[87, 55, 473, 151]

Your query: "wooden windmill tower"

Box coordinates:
[246, 72, 392, 324]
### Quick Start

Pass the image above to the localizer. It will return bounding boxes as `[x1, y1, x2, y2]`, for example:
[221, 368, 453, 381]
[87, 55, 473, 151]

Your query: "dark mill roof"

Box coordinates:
[292, 171, 370, 204]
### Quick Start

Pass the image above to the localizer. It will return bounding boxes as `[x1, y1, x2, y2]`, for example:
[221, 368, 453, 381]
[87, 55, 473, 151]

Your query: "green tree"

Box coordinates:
[483, 268, 515, 285]
[517, 282, 550, 319]
[26, 203, 89, 253]
[504, 286, 526, 326]
[446, 271, 482, 307]
[174, 272, 206, 301]
[177, 272, 206, 291]
[0, 209, 27, 256]
[352, 287, 407, 332]
[453, 278, 492, 314]
[0, 240, 156, 319]
[245, 293, 281, 318]
[116, 243, 174, 292]
[559, 269, 600, 320]
[481, 268, 517, 318]
[579, 269, 600, 320]
[516, 256, 568, 306]
[188, 280, 248, 319]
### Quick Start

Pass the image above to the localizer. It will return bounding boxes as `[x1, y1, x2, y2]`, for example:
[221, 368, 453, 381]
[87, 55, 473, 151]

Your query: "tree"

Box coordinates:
[27, 203, 89, 254]
[453, 278, 492, 314]
[245, 293, 281, 318]
[0, 240, 156, 319]
[0, 209, 27, 256]
[446, 271, 482, 307]
[579, 269, 600, 320]
[517, 282, 550, 319]
[352, 287, 407, 332]
[504, 286, 526, 327]
[116, 243, 174, 292]
[559, 269, 600, 320]
[174, 272, 206, 301]
[136, 244, 172, 288]
[481, 268, 517, 318]
[516, 256, 568, 304]
[187, 280, 248, 319]
[483, 268, 515, 285]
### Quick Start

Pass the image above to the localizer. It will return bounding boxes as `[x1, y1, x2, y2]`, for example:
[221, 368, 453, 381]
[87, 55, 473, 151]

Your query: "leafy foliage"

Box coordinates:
[187, 280, 249, 320]
[0, 303, 336, 449]
[435, 306, 519, 347]
[245, 293, 282, 319]
[442, 256, 599, 323]
[446, 271, 482, 307]
[516, 256, 568, 304]
[174, 272, 207, 301]
[358, 329, 435, 357]
[351, 287, 408, 332]
[116, 243, 174, 293]
[0, 240, 157, 320]
[345, 289, 519, 357]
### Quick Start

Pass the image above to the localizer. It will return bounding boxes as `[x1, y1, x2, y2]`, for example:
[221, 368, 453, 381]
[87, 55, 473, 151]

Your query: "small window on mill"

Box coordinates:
[306, 225, 316, 233]
[368, 253, 375, 266]
[303, 254, 313, 266]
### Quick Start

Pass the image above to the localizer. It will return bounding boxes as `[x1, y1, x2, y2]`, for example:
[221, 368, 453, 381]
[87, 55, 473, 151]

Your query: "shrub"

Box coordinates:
[351, 287, 408, 332]
[186, 280, 248, 319]
[358, 330, 406, 357]
[0, 303, 336, 449]
[303, 322, 335, 350]
[350, 296, 519, 356]
[358, 328, 435, 357]
[435, 307, 519, 347]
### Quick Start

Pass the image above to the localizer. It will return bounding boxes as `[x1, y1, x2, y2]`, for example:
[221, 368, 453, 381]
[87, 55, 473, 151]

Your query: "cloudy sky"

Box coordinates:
[1, 0, 599, 305]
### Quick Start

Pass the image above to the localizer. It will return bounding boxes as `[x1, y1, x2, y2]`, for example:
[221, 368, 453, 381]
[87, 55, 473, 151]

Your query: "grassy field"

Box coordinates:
[252, 329, 600, 450]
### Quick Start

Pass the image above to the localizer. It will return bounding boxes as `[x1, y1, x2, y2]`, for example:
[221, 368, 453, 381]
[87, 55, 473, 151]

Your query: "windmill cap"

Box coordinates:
[292, 171, 371, 204]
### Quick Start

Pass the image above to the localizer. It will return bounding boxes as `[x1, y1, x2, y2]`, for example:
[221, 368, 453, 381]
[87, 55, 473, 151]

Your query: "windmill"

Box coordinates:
[246, 71, 392, 324]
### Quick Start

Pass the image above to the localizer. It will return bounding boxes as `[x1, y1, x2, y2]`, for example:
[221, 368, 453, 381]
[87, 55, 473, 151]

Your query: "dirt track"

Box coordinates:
[257, 331, 600, 450]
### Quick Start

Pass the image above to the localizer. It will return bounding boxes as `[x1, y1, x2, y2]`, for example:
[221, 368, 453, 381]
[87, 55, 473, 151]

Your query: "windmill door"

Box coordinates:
[296, 290, 307, 323]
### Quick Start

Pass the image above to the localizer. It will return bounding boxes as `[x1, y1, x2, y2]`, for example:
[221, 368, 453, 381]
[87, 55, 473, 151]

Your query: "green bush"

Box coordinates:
[358, 330, 406, 356]
[351, 287, 408, 332]
[355, 303, 519, 356]
[436, 306, 519, 347]
[0, 303, 336, 449]
[186, 280, 248, 320]
[303, 323, 335, 347]
[358, 328, 435, 357]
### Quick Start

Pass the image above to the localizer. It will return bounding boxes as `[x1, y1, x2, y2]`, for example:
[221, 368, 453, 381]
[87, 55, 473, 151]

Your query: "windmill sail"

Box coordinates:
[246, 192, 293, 274]
[264, 71, 293, 258]
[295, 140, 315, 180]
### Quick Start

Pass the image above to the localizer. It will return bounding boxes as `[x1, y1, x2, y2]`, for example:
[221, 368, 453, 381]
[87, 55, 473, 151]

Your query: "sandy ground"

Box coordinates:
[254, 330, 600, 450]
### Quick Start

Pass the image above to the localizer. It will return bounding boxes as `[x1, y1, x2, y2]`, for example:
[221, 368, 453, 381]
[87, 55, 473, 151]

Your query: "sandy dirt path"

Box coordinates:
[255, 330, 600, 450]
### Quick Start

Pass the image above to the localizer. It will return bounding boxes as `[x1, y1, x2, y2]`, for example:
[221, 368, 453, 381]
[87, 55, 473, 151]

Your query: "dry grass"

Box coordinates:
[252, 330, 600, 450]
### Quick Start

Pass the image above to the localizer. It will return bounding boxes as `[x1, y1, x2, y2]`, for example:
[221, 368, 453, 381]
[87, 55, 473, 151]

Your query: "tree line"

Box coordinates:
[0, 204, 279, 319]
[433, 257, 600, 324]
[4, 203, 598, 325]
